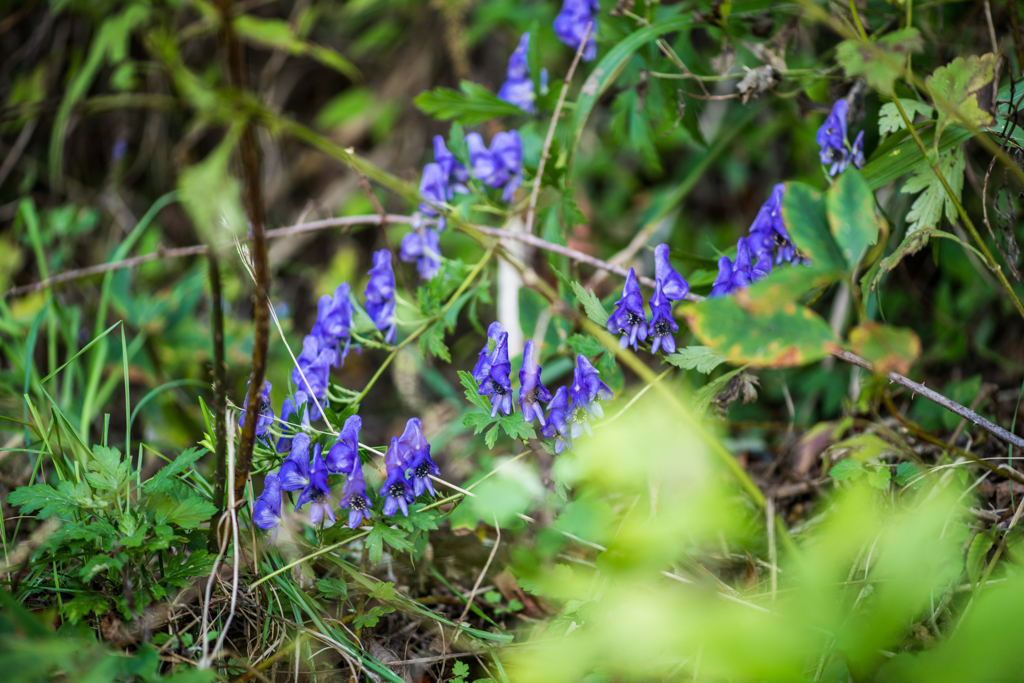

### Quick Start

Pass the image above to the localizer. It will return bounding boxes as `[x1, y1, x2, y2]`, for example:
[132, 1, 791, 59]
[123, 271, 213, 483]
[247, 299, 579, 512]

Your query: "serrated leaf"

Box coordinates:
[369, 581, 397, 601]
[86, 445, 129, 491]
[866, 465, 892, 490]
[682, 294, 837, 369]
[927, 53, 996, 138]
[664, 346, 726, 374]
[497, 413, 537, 442]
[145, 447, 205, 494]
[570, 281, 609, 326]
[352, 604, 395, 630]
[835, 29, 923, 95]
[830, 458, 866, 481]
[458, 371, 492, 412]
[414, 81, 527, 125]
[967, 531, 995, 584]
[316, 578, 349, 600]
[567, 333, 604, 358]
[692, 367, 743, 418]
[420, 321, 451, 362]
[879, 99, 934, 136]
[901, 146, 965, 234]
[848, 322, 922, 375]
[366, 522, 414, 564]
[895, 461, 924, 487]
[485, 424, 500, 449]
[62, 594, 109, 624]
[869, 224, 942, 290]
[782, 182, 847, 271]
[827, 169, 879, 268]
[7, 480, 91, 519]
[146, 480, 217, 529]
[79, 554, 124, 582]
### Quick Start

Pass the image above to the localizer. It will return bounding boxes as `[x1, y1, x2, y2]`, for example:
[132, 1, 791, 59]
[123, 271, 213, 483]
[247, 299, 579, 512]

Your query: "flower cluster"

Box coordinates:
[603, 245, 689, 354]
[816, 100, 866, 177]
[365, 250, 397, 344]
[467, 131, 524, 202]
[555, 0, 599, 61]
[498, 33, 535, 113]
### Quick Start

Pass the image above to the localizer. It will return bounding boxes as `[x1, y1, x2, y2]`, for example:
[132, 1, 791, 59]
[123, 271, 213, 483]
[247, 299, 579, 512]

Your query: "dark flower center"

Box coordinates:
[491, 380, 507, 396]
[351, 496, 368, 511]
[626, 310, 644, 326]
[414, 461, 431, 477]
[309, 487, 325, 502]
[653, 320, 672, 336]
[826, 147, 845, 162]
[386, 482, 406, 498]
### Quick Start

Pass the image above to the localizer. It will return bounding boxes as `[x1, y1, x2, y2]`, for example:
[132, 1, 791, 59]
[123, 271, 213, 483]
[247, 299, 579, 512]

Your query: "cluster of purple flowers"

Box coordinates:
[555, 0, 599, 61]
[498, 33, 536, 113]
[471, 322, 614, 455]
[605, 244, 689, 354]
[816, 100, 866, 177]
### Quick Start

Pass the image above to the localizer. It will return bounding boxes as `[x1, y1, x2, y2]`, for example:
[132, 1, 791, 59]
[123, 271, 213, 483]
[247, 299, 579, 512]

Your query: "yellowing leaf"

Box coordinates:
[848, 322, 922, 375]
[926, 53, 996, 138]
[836, 29, 923, 95]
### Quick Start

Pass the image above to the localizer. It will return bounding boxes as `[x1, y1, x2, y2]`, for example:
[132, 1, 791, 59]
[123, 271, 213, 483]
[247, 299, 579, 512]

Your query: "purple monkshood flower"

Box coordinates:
[380, 436, 414, 517]
[554, 0, 599, 61]
[276, 397, 298, 453]
[295, 446, 335, 525]
[400, 227, 442, 280]
[851, 130, 866, 170]
[518, 340, 553, 425]
[291, 336, 335, 420]
[418, 162, 451, 232]
[647, 280, 679, 355]
[541, 386, 573, 454]
[748, 184, 797, 265]
[400, 417, 439, 497]
[570, 354, 612, 422]
[478, 329, 513, 417]
[279, 433, 312, 491]
[710, 256, 736, 298]
[654, 244, 690, 301]
[473, 322, 506, 384]
[434, 135, 470, 194]
[498, 33, 535, 114]
[365, 250, 397, 344]
[817, 100, 850, 176]
[339, 456, 372, 528]
[253, 471, 282, 538]
[311, 283, 354, 366]
[466, 132, 523, 202]
[240, 380, 274, 437]
[606, 268, 648, 351]
[326, 415, 361, 475]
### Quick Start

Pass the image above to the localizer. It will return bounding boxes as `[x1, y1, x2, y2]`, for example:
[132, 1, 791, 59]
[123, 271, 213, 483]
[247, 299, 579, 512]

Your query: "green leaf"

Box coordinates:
[827, 169, 879, 268]
[145, 448, 205, 493]
[414, 81, 527, 124]
[7, 480, 91, 519]
[86, 445, 129, 491]
[866, 465, 892, 490]
[146, 480, 217, 529]
[692, 367, 744, 418]
[162, 550, 216, 587]
[570, 281, 609, 326]
[879, 99, 935, 136]
[782, 183, 847, 271]
[458, 371, 493, 412]
[869, 224, 942, 290]
[830, 458, 866, 481]
[926, 53, 996, 139]
[567, 333, 605, 358]
[895, 461, 924, 487]
[497, 412, 537, 442]
[848, 322, 922, 375]
[835, 29, 924, 95]
[569, 16, 695, 163]
[966, 531, 995, 584]
[452, 660, 470, 680]
[178, 131, 248, 245]
[316, 578, 349, 600]
[835, 433, 895, 462]
[366, 522, 415, 564]
[681, 293, 837, 369]
[862, 124, 971, 189]
[79, 554, 124, 582]
[233, 15, 359, 80]
[352, 604, 395, 630]
[663, 346, 726, 374]
[901, 146, 965, 235]
[420, 321, 451, 362]
[369, 581, 397, 601]
[62, 594, 109, 624]
[485, 424, 500, 449]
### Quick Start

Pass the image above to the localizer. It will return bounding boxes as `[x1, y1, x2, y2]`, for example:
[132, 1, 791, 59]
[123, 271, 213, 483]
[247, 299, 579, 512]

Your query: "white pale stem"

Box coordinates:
[497, 216, 527, 360]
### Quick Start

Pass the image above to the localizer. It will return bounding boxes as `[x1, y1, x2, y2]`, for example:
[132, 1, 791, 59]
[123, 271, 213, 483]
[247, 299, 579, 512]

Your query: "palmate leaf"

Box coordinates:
[878, 99, 935, 136]
[926, 53, 996, 138]
[835, 29, 923, 96]
[664, 346, 726, 374]
[144, 447, 205, 494]
[86, 445, 129, 491]
[366, 522, 414, 564]
[902, 146, 965, 234]
[7, 480, 93, 519]
[414, 81, 527, 125]
[570, 281, 609, 326]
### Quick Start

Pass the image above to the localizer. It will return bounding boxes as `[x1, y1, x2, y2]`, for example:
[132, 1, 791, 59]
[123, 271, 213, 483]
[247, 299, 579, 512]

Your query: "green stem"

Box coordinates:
[849, 0, 869, 39]
[890, 97, 1024, 321]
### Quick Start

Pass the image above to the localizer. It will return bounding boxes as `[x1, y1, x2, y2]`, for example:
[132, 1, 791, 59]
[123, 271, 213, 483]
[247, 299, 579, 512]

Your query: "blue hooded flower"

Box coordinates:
[400, 417, 439, 497]
[851, 130, 866, 170]
[279, 433, 312, 491]
[467, 133, 501, 184]
[339, 457, 372, 528]
[418, 162, 448, 221]
[817, 100, 850, 176]
[400, 227, 442, 280]
[380, 436, 414, 517]
[518, 340, 553, 425]
[326, 415, 361, 475]
[569, 355, 612, 432]
[311, 283, 354, 365]
[748, 184, 796, 265]
[276, 397, 298, 453]
[647, 280, 679, 355]
[498, 33, 535, 114]
[295, 445, 335, 525]
[490, 131, 524, 202]
[710, 256, 736, 298]
[365, 250, 397, 344]
[239, 380, 274, 437]
[291, 336, 335, 420]
[253, 471, 282, 538]
[478, 328, 513, 417]
[540, 386, 573, 454]
[434, 135, 470, 194]
[472, 322, 505, 385]
[554, 0, 599, 61]
[654, 244, 690, 301]
[606, 268, 647, 351]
